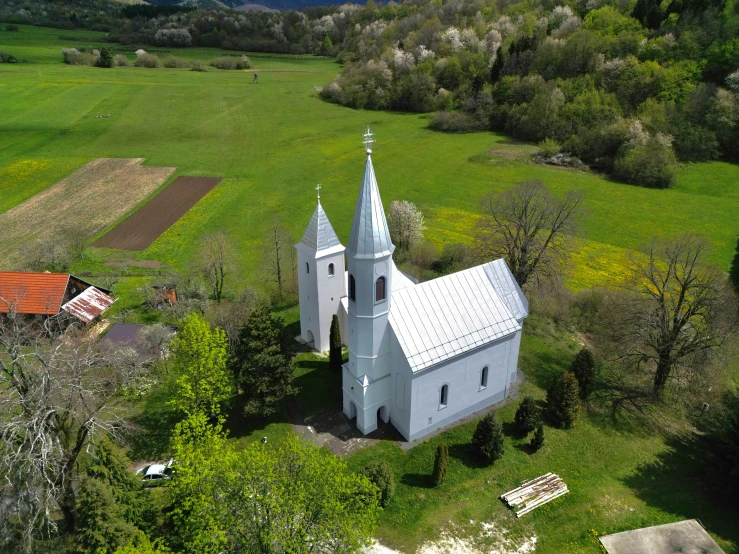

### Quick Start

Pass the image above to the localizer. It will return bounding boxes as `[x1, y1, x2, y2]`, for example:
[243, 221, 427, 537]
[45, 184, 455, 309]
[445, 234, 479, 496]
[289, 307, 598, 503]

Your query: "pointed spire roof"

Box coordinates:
[347, 142, 395, 260]
[299, 200, 342, 253]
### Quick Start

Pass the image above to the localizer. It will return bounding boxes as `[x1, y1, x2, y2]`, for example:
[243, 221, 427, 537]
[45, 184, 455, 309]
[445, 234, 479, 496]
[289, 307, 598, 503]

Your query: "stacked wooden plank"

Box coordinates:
[500, 473, 569, 517]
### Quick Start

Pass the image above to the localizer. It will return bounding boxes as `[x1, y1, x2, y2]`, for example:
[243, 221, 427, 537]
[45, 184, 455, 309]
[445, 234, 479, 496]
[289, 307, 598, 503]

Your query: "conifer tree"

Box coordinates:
[98, 46, 113, 68]
[471, 412, 504, 465]
[232, 306, 297, 416]
[75, 477, 140, 554]
[570, 347, 596, 399]
[546, 372, 580, 428]
[530, 423, 545, 452]
[432, 443, 449, 486]
[514, 396, 539, 436]
[329, 314, 342, 372]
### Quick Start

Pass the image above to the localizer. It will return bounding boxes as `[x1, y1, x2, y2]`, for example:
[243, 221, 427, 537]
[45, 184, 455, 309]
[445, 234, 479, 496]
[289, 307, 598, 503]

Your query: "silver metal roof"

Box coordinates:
[346, 151, 395, 259]
[484, 258, 529, 320]
[61, 286, 116, 324]
[298, 201, 342, 253]
[388, 260, 525, 372]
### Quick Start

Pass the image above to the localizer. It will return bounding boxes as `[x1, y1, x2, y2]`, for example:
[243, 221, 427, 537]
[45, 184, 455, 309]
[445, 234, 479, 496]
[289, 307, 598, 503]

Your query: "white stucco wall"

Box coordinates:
[404, 331, 520, 441]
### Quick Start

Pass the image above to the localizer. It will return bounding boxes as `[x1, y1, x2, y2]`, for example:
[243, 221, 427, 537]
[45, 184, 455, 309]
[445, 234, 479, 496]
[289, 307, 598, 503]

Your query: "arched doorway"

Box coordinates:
[348, 401, 357, 420]
[377, 405, 388, 425]
[305, 330, 315, 347]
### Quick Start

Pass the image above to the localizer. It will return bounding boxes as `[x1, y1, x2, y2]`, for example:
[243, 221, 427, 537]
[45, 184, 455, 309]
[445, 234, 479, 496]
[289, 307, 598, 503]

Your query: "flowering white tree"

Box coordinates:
[388, 200, 425, 252]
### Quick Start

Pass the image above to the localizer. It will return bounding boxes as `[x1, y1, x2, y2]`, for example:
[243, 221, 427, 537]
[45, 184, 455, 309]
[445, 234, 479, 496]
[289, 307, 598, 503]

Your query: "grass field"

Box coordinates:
[2, 25, 739, 554]
[2, 25, 739, 292]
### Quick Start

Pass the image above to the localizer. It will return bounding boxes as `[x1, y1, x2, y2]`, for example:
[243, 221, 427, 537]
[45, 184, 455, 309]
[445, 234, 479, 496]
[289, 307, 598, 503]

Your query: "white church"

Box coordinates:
[295, 130, 528, 442]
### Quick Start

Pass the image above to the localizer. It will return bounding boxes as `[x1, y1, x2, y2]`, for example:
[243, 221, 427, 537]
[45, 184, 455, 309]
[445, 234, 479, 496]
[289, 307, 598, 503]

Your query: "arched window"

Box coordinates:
[439, 384, 449, 408]
[306, 262, 310, 274]
[375, 276, 386, 302]
[328, 263, 335, 276]
[480, 366, 488, 389]
[349, 275, 356, 301]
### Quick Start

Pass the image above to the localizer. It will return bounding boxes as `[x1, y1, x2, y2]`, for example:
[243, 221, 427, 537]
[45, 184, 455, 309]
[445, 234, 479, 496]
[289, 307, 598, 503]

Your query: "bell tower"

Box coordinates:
[295, 185, 346, 353]
[342, 128, 395, 434]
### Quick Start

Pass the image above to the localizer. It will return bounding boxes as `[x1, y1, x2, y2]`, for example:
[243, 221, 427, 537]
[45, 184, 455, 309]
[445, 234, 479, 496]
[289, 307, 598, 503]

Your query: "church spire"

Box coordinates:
[298, 184, 341, 253]
[346, 128, 395, 259]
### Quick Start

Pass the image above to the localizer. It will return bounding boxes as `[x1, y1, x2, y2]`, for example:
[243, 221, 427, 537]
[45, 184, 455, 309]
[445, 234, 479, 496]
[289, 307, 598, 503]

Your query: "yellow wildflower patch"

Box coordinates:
[0, 159, 51, 189]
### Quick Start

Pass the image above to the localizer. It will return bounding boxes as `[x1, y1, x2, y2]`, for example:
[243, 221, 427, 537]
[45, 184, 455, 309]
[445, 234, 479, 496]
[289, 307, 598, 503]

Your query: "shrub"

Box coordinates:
[514, 396, 539, 435]
[530, 423, 545, 451]
[613, 136, 678, 188]
[154, 28, 192, 47]
[470, 412, 504, 465]
[96, 46, 112, 68]
[135, 53, 161, 68]
[360, 460, 395, 506]
[163, 55, 186, 68]
[190, 61, 207, 72]
[438, 243, 473, 273]
[0, 51, 18, 63]
[61, 48, 96, 66]
[570, 347, 596, 399]
[546, 372, 580, 428]
[432, 443, 449, 486]
[329, 314, 342, 372]
[5, 25, 20, 32]
[537, 138, 561, 157]
[428, 111, 486, 133]
[210, 55, 251, 70]
[113, 54, 131, 67]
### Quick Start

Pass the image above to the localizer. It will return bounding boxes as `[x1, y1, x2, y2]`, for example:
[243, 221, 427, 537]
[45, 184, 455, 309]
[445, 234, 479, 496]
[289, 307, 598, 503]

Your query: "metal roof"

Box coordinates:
[61, 286, 116, 323]
[599, 520, 725, 554]
[0, 272, 70, 315]
[102, 323, 148, 349]
[484, 259, 529, 320]
[391, 260, 416, 291]
[298, 200, 343, 254]
[388, 260, 524, 372]
[346, 151, 395, 260]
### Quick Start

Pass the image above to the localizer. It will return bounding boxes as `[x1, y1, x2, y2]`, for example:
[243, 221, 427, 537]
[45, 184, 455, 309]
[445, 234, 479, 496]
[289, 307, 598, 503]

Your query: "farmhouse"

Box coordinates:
[0, 271, 116, 324]
[296, 131, 528, 441]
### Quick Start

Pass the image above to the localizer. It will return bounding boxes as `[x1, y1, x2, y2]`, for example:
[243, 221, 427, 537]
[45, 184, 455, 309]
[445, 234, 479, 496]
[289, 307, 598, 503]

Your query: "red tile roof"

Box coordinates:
[0, 272, 71, 315]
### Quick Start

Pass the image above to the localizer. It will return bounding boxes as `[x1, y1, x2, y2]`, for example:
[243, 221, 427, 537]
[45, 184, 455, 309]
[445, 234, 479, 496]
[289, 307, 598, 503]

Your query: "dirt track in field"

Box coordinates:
[0, 158, 176, 268]
[93, 177, 221, 251]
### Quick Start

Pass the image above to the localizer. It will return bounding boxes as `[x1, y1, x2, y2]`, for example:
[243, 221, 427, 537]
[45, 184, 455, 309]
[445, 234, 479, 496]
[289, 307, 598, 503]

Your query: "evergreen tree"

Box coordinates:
[546, 372, 580, 429]
[98, 46, 113, 68]
[75, 477, 140, 554]
[489, 46, 504, 83]
[329, 314, 342, 372]
[85, 441, 156, 534]
[570, 347, 596, 399]
[470, 413, 504, 465]
[530, 423, 545, 452]
[432, 443, 449, 486]
[514, 396, 539, 436]
[232, 306, 297, 416]
[360, 460, 395, 506]
[632, 0, 663, 29]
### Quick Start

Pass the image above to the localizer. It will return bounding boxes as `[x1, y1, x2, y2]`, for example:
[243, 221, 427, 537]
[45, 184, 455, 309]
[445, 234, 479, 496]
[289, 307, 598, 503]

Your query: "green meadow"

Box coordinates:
[2, 25, 739, 291]
[2, 25, 739, 553]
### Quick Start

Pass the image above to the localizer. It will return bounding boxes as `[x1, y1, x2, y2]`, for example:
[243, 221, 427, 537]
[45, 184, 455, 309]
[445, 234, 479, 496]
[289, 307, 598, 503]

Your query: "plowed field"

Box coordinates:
[93, 177, 221, 251]
[0, 158, 175, 268]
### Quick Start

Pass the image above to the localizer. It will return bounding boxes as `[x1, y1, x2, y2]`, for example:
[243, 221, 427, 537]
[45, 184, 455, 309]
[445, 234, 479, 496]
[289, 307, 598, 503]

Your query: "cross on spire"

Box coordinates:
[362, 126, 375, 153]
[315, 183, 321, 202]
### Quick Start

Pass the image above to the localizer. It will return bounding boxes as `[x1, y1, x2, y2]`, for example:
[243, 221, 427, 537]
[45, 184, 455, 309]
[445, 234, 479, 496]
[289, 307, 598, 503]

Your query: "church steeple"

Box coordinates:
[346, 128, 395, 259]
[298, 194, 342, 255]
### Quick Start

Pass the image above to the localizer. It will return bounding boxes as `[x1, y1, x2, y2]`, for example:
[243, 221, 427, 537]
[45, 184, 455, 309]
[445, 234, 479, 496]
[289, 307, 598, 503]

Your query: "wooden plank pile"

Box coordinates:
[500, 473, 569, 517]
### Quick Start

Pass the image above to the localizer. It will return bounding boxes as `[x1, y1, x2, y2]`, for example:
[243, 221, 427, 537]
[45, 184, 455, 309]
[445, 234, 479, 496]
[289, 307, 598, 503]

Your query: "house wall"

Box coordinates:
[404, 330, 521, 441]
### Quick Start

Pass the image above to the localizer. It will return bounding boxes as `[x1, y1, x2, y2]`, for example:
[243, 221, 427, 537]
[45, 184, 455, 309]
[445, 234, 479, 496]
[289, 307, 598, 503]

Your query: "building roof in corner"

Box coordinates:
[0, 272, 71, 315]
[389, 260, 524, 372]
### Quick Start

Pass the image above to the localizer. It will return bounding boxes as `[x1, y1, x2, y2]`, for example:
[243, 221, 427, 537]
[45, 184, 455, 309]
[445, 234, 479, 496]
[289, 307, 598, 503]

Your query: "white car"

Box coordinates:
[136, 459, 174, 482]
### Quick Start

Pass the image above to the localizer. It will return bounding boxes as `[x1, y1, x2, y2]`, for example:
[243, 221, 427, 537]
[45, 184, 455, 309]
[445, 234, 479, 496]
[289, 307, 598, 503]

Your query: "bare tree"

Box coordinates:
[0, 313, 148, 551]
[206, 288, 259, 350]
[476, 180, 582, 287]
[200, 231, 234, 303]
[137, 323, 176, 367]
[262, 218, 295, 300]
[610, 235, 738, 399]
[388, 200, 425, 252]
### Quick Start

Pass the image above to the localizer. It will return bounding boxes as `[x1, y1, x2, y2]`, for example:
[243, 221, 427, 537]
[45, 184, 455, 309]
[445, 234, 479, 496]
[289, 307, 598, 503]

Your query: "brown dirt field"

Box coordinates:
[93, 177, 221, 251]
[0, 158, 176, 268]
